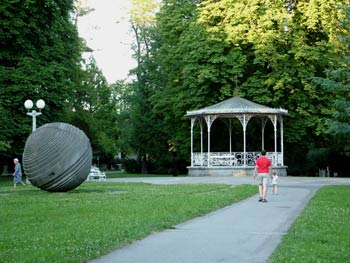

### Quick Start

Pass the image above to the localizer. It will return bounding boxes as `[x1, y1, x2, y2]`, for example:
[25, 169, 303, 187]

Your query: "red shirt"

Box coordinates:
[256, 156, 271, 173]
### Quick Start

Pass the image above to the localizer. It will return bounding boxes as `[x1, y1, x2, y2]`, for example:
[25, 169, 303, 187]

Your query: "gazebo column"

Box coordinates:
[190, 118, 195, 166]
[274, 115, 278, 165]
[205, 115, 217, 167]
[200, 119, 204, 166]
[280, 116, 284, 166]
[243, 116, 247, 167]
[269, 115, 278, 166]
[261, 118, 268, 150]
[223, 119, 233, 164]
[238, 114, 251, 167]
[229, 119, 232, 156]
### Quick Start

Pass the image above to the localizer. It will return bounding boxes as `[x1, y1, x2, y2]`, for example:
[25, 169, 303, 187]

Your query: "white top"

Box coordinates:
[271, 175, 279, 184]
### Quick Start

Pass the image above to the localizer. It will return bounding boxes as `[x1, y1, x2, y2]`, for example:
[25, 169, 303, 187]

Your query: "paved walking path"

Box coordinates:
[89, 176, 350, 263]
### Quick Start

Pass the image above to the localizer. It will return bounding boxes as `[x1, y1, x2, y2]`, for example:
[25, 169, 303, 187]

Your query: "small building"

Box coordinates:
[185, 96, 288, 176]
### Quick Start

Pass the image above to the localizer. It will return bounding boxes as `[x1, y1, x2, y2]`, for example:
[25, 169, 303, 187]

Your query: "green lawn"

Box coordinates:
[0, 175, 14, 186]
[0, 180, 256, 263]
[106, 172, 185, 178]
[269, 185, 350, 263]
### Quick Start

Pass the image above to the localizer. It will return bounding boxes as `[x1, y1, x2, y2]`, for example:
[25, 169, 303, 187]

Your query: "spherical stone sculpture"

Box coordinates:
[23, 122, 92, 192]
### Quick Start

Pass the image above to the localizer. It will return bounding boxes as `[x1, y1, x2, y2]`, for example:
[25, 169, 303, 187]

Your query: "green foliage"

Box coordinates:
[311, 4, 350, 150]
[125, 78, 170, 172]
[313, 68, 350, 151]
[106, 172, 183, 178]
[64, 57, 120, 165]
[0, 102, 11, 153]
[269, 186, 350, 263]
[0, 0, 83, 160]
[1, 0, 349, 174]
[151, 2, 248, 159]
[130, 0, 160, 27]
[125, 0, 350, 174]
[198, 0, 348, 144]
[305, 148, 331, 175]
[139, 0, 247, 162]
[0, 0, 123, 168]
[122, 158, 142, 173]
[125, 0, 173, 172]
[0, 182, 256, 263]
[330, 99, 350, 134]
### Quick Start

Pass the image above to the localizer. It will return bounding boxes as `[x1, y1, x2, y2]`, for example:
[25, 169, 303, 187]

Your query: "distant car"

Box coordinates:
[87, 166, 106, 181]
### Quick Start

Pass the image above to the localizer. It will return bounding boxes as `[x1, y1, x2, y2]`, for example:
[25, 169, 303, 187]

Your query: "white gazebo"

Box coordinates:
[185, 96, 288, 176]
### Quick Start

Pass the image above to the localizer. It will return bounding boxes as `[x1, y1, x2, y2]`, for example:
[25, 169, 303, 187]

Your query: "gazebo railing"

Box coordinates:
[192, 152, 283, 167]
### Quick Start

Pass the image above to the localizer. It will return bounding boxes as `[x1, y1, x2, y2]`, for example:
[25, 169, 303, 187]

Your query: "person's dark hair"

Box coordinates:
[261, 150, 266, 156]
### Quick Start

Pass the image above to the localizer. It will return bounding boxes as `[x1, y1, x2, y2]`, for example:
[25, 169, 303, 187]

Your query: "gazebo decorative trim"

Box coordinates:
[185, 96, 288, 177]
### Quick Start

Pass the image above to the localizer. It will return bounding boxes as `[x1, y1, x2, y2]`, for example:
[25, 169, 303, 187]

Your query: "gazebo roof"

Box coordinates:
[186, 96, 288, 117]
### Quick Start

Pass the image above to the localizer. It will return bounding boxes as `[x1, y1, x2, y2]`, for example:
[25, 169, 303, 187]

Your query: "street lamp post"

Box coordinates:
[24, 99, 45, 184]
[24, 99, 45, 132]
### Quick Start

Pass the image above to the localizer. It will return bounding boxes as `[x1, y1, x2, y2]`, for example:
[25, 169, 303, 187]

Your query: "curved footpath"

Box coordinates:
[89, 177, 350, 263]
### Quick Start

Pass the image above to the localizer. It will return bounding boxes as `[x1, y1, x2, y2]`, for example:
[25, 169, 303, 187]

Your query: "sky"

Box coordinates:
[77, 0, 136, 83]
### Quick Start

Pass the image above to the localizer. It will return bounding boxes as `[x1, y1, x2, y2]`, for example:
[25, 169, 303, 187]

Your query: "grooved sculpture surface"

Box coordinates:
[23, 122, 92, 192]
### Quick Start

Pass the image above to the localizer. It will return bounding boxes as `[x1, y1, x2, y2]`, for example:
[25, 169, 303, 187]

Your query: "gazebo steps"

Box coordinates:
[188, 166, 288, 177]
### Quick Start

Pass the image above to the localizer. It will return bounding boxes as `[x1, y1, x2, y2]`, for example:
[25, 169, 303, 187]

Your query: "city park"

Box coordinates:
[1, 0, 350, 262]
[1, 86, 349, 263]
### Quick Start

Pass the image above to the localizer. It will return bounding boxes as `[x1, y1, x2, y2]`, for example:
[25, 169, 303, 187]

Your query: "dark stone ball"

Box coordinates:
[23, 122, 92, 192]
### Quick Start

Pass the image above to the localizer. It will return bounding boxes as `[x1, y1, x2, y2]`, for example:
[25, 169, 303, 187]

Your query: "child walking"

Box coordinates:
[271, 172, 279, 194]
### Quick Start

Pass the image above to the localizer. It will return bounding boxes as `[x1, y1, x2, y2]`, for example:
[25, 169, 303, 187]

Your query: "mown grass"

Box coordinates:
[269, 185, 350, 263]
[106, 172, 185, 178]
[0, 180, 256, 263]
[0, 175, 15, 186]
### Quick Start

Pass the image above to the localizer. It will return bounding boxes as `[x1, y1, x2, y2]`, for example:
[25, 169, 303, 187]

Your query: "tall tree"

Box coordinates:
[315, 69, 350, 148]
[312, 6, 350, 150]
[198, 0, 349, 140]
[0, 0, 83, 162]
[72, 0, 94, 27]
[132, 0, 350, 174]
[127, 0, 166, 173]
[65, 56, 119, 166]
[151, 0, 248, 160]
[197, 0, 350, 172]
[0, 102, 11, 153]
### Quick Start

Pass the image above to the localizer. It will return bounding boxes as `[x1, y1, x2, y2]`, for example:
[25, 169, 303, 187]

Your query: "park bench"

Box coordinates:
[87, 166, 106, 181]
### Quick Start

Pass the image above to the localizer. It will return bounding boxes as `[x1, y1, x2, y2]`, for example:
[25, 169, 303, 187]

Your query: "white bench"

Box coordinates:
[87, 167, 106, 181]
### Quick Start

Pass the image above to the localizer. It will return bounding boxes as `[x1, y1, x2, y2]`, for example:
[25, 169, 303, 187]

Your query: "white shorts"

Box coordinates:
[257, 173, 269, 185]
